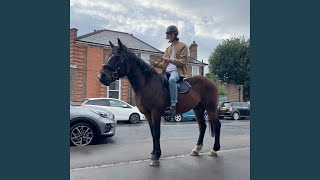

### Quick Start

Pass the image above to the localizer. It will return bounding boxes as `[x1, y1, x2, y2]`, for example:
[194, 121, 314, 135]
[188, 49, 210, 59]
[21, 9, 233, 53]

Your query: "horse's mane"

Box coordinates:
[123, 47, 158, 77]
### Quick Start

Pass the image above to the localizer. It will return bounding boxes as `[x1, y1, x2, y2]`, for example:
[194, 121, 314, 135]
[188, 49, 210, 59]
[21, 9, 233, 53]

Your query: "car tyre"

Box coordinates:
[129, 113, 140, 124]
[175, 114, 182, 122]
[232, 112, 240, 120]
[164, 116, 171, 121]
[70, 122, 97, 146]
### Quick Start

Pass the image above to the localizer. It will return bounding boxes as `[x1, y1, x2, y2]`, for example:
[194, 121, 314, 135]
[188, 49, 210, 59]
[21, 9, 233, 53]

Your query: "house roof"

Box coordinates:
[189, 56, 208, 66]
[75, 29, 207, 66]
[76, 29, 163, 54]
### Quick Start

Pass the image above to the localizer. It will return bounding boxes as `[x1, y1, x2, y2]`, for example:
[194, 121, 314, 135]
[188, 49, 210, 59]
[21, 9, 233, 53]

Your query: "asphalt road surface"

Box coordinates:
[70, 119, 250, 180]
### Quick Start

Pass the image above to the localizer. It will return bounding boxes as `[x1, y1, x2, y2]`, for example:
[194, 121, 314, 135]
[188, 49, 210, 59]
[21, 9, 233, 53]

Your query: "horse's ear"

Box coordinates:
[117, 38, 124, 49]
[109, 41, 115, 48]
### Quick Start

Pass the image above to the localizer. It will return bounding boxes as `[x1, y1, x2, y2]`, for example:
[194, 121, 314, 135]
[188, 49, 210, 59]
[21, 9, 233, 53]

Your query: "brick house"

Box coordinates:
[70, 28, 207, 105]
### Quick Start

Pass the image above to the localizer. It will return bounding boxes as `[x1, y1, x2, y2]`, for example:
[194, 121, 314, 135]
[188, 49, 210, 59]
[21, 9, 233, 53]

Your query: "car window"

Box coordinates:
[85, 99, 110, 106]
[241, 102, 250, 108]
[221, 102, 231, 107]
[232, 102, 242, 107]
[109, 99, 124, 107]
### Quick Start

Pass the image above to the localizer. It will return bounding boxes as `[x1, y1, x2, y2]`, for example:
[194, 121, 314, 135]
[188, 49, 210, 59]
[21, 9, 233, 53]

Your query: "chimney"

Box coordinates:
[189, 41, 198, 60]
[70, 28, 78, 38]
[70, 28, 78, 43]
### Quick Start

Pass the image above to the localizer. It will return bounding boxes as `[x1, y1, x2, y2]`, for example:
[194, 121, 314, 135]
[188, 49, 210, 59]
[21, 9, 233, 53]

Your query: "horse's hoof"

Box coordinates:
[191, 151, 199, 156]
[209, 150, 218, 157]
[191, 145, 202, 156]
[150, 160, 160, 166]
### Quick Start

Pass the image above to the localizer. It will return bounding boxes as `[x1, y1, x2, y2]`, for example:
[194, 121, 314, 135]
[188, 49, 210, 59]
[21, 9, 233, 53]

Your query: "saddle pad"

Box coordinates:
[177, 80, 191, 94]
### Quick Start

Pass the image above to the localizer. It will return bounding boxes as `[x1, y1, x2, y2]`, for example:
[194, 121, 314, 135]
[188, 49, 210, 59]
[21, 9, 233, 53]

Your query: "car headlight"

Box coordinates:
[90, 109, 112, 118]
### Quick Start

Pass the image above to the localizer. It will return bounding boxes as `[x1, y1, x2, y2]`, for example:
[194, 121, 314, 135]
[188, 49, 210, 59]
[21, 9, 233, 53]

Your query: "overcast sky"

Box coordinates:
[70, 0, 250, 74]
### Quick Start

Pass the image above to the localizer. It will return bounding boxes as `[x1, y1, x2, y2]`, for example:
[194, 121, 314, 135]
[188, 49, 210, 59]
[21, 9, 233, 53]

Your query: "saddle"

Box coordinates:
[161, 73, 191, 96]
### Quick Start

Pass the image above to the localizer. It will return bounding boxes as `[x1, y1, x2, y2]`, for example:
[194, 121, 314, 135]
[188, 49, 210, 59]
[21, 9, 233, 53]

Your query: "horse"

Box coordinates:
[98, 38, 221, 166]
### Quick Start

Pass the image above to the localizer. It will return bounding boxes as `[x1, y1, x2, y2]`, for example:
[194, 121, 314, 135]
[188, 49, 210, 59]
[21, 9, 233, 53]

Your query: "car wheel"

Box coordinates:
[70, 122, 97, 146]
[164, 116, 171, 121]
[219, 116, 224, 119]
[204, 111, 209, 121]
[175, 114, 182, 122]
[232, 112, 240, 120]
[129, 113, 140, 124]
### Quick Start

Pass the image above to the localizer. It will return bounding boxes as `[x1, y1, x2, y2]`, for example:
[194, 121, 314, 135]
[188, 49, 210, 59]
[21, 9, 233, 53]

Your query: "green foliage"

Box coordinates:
[208, 37, 250, 100]
[205, 73, 227, 96]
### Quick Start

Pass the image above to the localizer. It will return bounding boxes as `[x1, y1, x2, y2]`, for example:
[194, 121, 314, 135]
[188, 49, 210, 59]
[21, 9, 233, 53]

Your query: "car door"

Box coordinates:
[108, 99, 132, 120]
[83, 99, 117, 118]
[240, 102, 250, 116]
[234, 102, 245, 117]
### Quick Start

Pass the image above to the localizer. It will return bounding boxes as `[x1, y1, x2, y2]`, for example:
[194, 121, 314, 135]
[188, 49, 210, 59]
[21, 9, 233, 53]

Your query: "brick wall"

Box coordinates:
[70, 28, 87, 104]
[85, 45, 104, 98]
[225, 84, 243, 102]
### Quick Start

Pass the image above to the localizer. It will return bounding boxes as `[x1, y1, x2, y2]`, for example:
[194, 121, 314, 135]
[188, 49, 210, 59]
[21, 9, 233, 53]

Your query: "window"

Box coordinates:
[221, 102, 231, 108]
[107, 80, 121, 99]
[232, 102, 242, 107]
[241, 102, 250, 108]
[141, 53, 150, 64]
[192, 66, 199, 76]
[85, 99, 110, 106]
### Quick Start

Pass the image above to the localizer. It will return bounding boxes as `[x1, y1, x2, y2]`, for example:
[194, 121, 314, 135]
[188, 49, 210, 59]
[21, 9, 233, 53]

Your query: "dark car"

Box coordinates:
[218, 101, 250, 120]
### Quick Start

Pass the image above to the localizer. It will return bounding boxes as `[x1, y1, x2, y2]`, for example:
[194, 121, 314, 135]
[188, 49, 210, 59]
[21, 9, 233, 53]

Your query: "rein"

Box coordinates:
[104, 53, 164, 80]
[126, 58, 163, 77]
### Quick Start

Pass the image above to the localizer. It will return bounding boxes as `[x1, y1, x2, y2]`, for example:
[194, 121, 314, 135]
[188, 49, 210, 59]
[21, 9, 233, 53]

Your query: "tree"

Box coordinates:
[205, 72, 227, 96]
[208, 37, 250, 100]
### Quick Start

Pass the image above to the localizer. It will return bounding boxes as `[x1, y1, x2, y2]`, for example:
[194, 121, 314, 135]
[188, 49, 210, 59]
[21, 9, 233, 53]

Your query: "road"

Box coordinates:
[70, 119, 250, 180]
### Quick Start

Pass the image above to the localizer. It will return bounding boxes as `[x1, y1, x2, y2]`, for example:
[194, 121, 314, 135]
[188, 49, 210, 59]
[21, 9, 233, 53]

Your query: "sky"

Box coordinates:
[70, 0, 250, 74]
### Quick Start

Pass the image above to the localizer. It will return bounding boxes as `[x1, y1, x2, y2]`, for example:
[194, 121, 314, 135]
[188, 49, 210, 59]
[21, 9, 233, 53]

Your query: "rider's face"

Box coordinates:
[166, 33, 175, 42]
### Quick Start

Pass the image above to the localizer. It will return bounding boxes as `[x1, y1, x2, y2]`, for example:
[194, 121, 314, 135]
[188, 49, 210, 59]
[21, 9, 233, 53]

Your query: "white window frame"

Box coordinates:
[107, 80, 121, 99]
[192, 65, 200, 76]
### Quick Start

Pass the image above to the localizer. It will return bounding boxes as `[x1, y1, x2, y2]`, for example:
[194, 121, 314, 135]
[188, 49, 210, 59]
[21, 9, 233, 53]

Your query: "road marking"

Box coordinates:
[71, 146, 250, 171]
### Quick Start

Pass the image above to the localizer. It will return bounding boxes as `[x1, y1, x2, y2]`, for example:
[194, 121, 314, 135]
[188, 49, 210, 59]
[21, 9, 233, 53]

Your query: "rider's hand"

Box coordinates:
[162, 57, 170, 63]
[149, 60, 156, 65]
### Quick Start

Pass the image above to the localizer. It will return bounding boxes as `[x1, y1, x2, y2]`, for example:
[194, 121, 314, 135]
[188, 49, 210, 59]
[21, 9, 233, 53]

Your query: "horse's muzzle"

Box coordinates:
[98, 74, 111, 86]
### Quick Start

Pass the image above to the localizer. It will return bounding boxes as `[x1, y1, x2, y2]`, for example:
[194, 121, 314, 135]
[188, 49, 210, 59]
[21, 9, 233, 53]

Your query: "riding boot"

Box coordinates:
[164, 105, 176, 116]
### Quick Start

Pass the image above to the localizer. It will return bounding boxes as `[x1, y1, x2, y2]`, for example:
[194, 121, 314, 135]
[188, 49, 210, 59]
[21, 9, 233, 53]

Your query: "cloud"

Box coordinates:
[70, 0, 250, 72]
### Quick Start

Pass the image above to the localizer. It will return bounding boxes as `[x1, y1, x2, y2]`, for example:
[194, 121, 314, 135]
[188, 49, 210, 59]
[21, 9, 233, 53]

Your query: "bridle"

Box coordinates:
[102, 51, 164, 81]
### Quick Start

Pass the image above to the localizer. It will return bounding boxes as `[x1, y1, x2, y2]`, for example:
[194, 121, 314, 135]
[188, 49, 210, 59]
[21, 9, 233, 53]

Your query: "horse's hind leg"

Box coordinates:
[206, 109, 221, 156]
[191, 104, 206, 156]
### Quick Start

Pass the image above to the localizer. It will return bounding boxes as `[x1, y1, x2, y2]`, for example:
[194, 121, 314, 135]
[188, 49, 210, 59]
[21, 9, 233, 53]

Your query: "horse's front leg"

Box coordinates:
[150, 111, 162, 166]
[144, 113, 155, 159]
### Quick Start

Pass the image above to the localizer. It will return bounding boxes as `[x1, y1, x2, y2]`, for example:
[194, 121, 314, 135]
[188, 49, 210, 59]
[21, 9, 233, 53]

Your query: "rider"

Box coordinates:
[151, 25, 188, 116]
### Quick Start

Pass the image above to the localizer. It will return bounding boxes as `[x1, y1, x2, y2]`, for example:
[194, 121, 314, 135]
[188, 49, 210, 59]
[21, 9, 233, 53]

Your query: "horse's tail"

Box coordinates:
[208, 119, 215, 137]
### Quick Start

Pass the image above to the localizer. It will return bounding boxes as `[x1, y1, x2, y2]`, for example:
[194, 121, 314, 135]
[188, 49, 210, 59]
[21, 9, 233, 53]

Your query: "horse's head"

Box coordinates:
[98, 38, 129, 86]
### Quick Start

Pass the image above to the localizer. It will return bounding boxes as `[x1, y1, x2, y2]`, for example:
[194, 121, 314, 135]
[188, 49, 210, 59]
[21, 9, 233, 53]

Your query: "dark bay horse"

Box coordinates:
[98, 38, 221, 166]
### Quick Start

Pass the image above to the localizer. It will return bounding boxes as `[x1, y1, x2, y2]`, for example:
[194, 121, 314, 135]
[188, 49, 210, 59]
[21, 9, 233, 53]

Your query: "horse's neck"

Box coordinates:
[127, 62, 149, 93]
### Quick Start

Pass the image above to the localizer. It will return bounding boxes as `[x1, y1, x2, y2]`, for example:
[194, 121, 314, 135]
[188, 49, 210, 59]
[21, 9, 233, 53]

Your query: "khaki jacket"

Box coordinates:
[156, 41, 189, 77]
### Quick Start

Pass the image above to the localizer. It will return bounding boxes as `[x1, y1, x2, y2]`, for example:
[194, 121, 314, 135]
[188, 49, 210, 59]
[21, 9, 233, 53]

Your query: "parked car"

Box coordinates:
[218, 101, 250, 120]
[164, 110, 210, 122]
[81, 98, 145, 124]
[70, 103, 116, 146]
